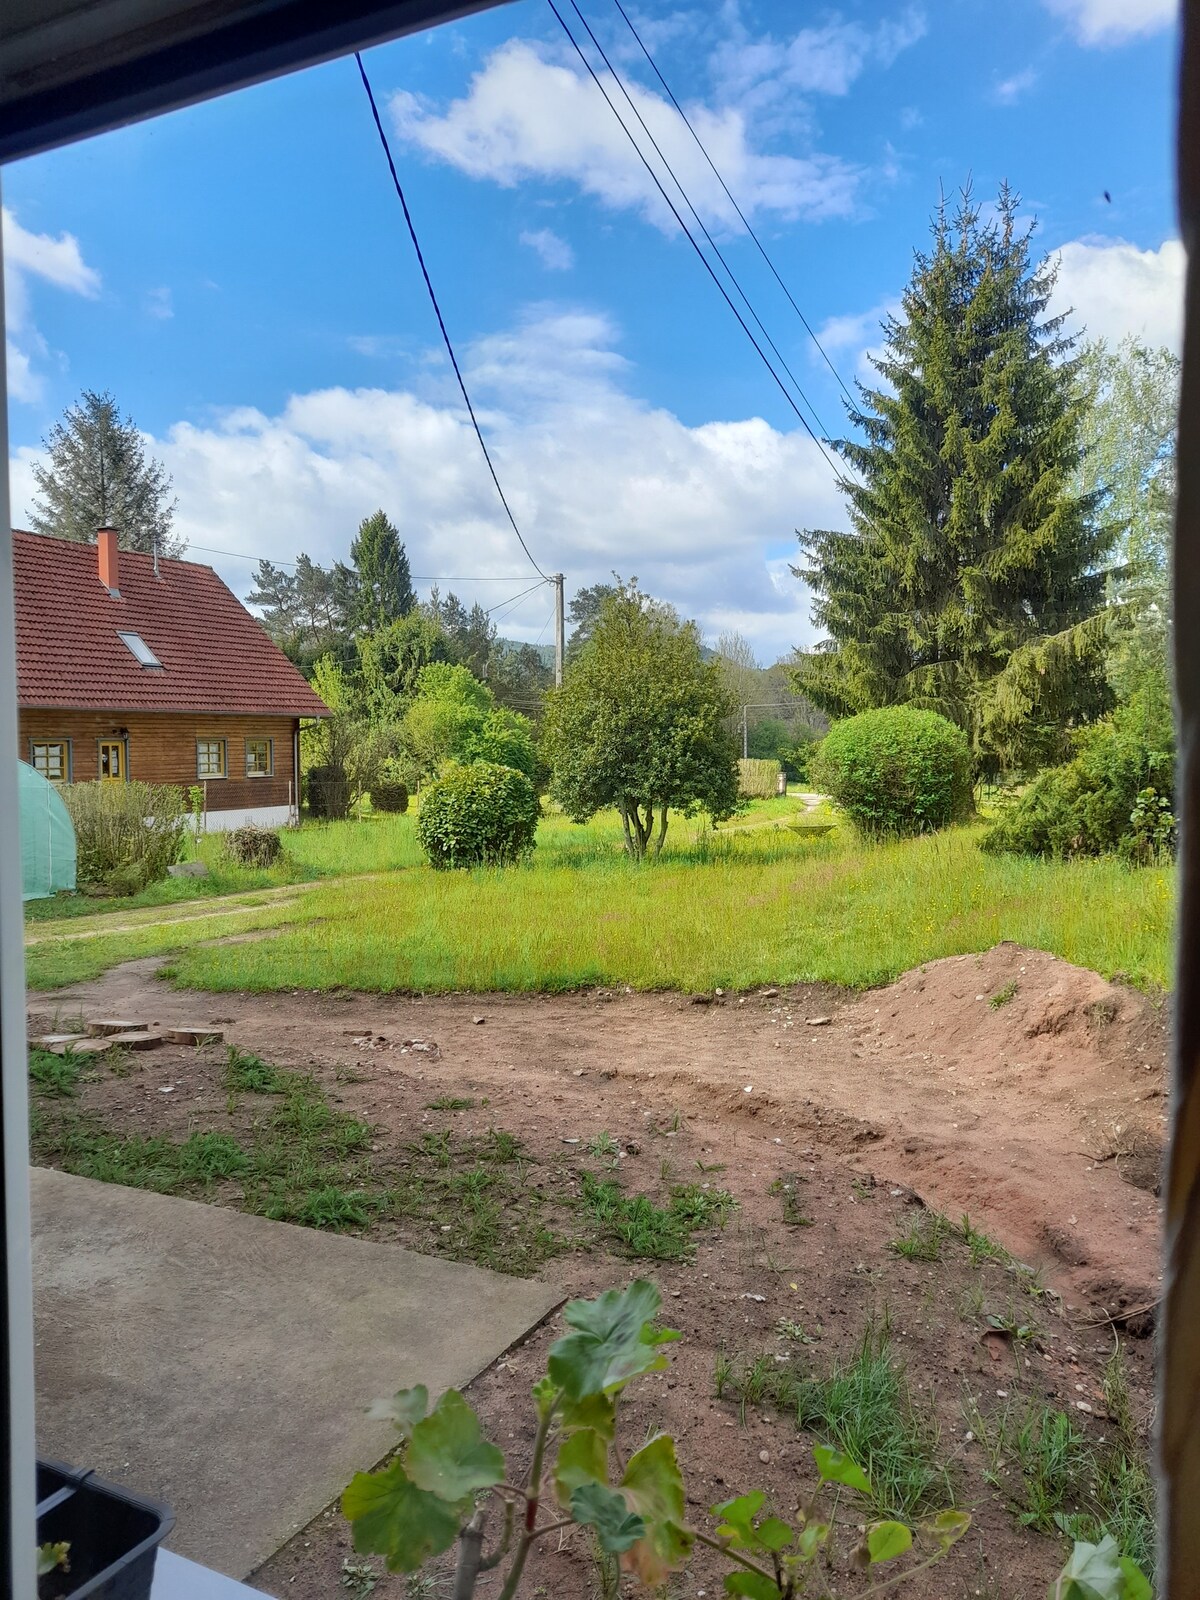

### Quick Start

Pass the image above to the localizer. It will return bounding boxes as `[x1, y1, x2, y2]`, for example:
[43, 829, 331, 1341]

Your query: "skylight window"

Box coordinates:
[117, 631, 163, 668]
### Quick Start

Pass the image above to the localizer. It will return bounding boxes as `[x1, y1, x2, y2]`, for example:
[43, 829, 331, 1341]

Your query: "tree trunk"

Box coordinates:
[619, 804, 636, 857]
[652, 805, 669, 855]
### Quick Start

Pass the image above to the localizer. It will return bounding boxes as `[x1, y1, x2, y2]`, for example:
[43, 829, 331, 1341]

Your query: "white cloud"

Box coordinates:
[520, 227, 575, 271]
[2, 207, 101, 403]
[994, 66, 1039, 104]
[145, 286, 173, 320]
[1051, 235, 1185, 349]
[712, 8, 926, 104]
[1043, 0, 1175, 45]
[10, 307, 842, 660]
[390, 40, 859, 232]
[815, 297, 901, 380]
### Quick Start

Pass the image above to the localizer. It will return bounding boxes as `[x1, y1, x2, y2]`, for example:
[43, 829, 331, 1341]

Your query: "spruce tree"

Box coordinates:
[793, 188, 1117, 771]
[30, 389, 181, 556]
[334, 510, 415, 635]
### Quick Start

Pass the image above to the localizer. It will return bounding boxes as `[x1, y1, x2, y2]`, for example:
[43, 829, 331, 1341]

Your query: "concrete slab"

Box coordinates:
[32, 1168, 561, 1581]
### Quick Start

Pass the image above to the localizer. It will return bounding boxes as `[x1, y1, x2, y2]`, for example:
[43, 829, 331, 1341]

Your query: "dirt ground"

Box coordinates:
[29, 940, 1166, 1599]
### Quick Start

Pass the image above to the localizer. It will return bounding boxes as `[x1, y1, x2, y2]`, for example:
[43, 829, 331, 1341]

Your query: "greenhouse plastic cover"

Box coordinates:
[19, 761, 76, 901]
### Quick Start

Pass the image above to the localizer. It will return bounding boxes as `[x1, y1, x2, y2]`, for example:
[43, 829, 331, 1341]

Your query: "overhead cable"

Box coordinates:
[609, 0, 859, 412]
[546, 0, 846, 484]
[354, 50, 551, 582]
[566, 0, 833, 442]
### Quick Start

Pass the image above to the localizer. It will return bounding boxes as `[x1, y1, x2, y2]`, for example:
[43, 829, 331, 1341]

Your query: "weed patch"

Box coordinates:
[581, 1173, 734, 1260]
[769, 1172, 813, 1226]
[28, 1048, 83, 1098]
[889, 1209, 952, 1262]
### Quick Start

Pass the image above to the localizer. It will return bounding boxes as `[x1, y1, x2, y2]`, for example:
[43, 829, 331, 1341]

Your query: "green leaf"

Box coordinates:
[570, 1482, 646, 1554]
[406, 1391, 505, 1504]
[723, 1572, 784, 1600]
[1053, 1537, 1125, 1600]
[867, 1521, 913, 1563]
[812, 1444, 871, 1495]
[755, 1516, 794, 1553]
[921, 1508, 971, 1550]
[560, 1390, 617, 1442]
[548, 1280, 675, 1399]
[712, 1492, 766, 1549]
[554, 1428, 608, 1506]
[367, 1385, 428, 1438]
[342, 1461, 461, 1573]
[1118, 1557, 1153, 1600]
[797, 1521, 831, 1560]
[532, 1376, 558, 1422]
[620, 1434, 694, 1585]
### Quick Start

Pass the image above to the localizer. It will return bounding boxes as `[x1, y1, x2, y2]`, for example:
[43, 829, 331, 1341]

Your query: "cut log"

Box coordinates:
[163, 1027, 225, 1046]
[87, 1019, 150, 1037]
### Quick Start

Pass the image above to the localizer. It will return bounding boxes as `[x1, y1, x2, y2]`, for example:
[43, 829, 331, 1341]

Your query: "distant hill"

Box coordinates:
[495, 636, 555, 668]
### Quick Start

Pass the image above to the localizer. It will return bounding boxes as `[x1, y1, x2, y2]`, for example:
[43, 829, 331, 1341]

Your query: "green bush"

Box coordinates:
[980, 719, 1174, 861]
[307, 763, 351, 820]
[62, 780, 187, 893]
[370, 780, 409, 814]
[813, 707, 973, 837]
[416, 761, 539, 869]
[224, 825, 283, 867]
[737, 758, 782, 798]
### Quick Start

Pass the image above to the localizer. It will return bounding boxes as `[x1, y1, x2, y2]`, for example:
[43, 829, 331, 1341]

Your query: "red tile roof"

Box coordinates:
[13, 531, 329, 716]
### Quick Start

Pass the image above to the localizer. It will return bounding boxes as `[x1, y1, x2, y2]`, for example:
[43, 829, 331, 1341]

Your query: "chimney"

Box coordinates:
[97, 527, 120, 595]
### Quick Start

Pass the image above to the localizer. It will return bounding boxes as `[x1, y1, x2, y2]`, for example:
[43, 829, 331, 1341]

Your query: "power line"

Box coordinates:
[565, 0, 833, 442]
[546, 0, 846, 485]
[187, 542, 537, 581]
[354, 50, 551, 583]
[483, 578, 551, 619]
[609, 0, 859, 413]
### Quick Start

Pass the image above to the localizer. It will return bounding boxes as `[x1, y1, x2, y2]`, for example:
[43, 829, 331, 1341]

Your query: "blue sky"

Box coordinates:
[2, 0, 1183, 660]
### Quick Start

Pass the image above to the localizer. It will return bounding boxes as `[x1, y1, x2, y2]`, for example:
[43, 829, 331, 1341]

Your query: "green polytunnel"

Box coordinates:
[18, 760, 76, 901]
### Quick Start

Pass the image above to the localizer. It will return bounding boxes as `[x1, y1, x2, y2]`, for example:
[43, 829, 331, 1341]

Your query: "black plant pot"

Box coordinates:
[36, 1459, 173, 1600]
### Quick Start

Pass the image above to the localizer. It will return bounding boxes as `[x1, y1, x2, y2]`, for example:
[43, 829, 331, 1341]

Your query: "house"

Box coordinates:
[13, 527, 328, 829]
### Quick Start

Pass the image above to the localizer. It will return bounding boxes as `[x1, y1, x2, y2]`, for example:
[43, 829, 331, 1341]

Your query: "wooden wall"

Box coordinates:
[17, 710, 298, 813]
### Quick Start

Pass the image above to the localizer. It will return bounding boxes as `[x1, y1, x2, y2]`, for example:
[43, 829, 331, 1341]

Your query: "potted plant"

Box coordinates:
[36, 1458, 173, 1600]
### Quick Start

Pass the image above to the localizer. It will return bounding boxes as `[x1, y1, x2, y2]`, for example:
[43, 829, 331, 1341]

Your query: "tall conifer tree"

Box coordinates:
[793, 188, 1117, 770]
[335, 510, 415, 635]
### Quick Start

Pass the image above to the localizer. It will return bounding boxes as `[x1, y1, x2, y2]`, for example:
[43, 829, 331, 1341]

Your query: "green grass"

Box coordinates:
[27, 1048, 84, 1098]
[579, 1173, 736, 1260]
[889, 1210, 952, 1262]
[165, 819, 1173, 996]
[717, 1322, 951, 1519]
[967, 1352, 1155, 1575]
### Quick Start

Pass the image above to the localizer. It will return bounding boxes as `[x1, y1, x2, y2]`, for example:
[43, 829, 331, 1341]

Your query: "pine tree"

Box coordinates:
[29, 389, 181, 556]
[793, 188, 1118, 771]
[335, 510, 415, 635]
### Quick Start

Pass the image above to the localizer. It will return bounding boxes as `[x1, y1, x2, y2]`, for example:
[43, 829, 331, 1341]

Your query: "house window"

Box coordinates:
[245, 738, 273, 777]
[196, 739, 227, 778]
[30, 741, 69, 783]
[98, 740, 125, 781]
[117, 630, 163, 668]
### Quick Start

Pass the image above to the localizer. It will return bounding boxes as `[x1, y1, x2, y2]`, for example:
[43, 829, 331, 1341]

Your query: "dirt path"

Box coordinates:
[38, 940, 1165, 1314]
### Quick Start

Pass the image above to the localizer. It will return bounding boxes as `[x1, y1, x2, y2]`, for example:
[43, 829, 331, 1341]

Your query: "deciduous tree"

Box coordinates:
[543, 582, 739, 858]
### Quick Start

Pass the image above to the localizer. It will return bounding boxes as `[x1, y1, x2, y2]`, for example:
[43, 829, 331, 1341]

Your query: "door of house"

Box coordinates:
[98, 740, 125, 780]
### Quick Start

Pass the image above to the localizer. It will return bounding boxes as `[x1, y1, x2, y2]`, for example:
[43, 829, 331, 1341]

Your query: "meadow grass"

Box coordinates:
[166, 817, 1173, 995]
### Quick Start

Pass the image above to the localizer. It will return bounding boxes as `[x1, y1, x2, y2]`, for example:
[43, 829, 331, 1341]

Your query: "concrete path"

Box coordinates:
[32, 1168, 561, 1579]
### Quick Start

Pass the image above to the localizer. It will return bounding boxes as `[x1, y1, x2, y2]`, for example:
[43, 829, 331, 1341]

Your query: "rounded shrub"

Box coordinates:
[416, 761, 539, 869]
[224, 824, 283, 867]
[813, 706, 973, 837]
[371, 780, 410, 815]
[307, 763, 351, 821]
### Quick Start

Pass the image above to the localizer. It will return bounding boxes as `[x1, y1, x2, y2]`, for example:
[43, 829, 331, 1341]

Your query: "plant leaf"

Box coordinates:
[754, 1516, 794, 1554]
[812, 1444, 871, 1495]
[1118, 1557, 1153, 1600]
[367, 1385, 429, 1438]
[797, 1521, 831, 1559]
[570, 1482, 646, 1554]
[560, 1390, 617, 1442]
[532, 1376, 558, 1422]
[1053, 1536, 1125, 1600]
[406, 1390, 505, 1504]
[554, 1428, 609, 1506]
[723, 1572, 784, 1599]
[548, 1280, 675, 1399]
[712, 1492, 766, 1549]
[921, 1508, 971, 1550]
[867, 1521, 913, 1563]
[619, 1434, 694, 1585]
[342, 1461, 461, 1573]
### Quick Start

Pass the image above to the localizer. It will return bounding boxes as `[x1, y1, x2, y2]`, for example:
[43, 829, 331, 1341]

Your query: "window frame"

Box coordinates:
[244, 737, 273, 778]
[28, 739, 69, 784]
[116, 630, 163, 669]
[196, 738, 227, 779]
[97, 738, 127, 782]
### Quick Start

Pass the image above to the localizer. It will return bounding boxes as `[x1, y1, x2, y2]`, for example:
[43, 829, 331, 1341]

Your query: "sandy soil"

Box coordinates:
[29, 940, 1166, 1599]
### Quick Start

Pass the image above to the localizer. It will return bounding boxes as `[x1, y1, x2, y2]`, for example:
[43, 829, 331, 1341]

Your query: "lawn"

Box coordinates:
[24, 801, 1173, 994]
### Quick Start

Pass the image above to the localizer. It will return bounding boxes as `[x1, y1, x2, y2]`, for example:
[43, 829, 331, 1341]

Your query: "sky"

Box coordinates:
[2, 0, 1184, 663]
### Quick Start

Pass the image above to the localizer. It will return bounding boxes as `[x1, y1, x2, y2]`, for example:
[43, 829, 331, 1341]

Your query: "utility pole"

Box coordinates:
[553, 573, 565, 688]
[742, 704, 748, 760]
